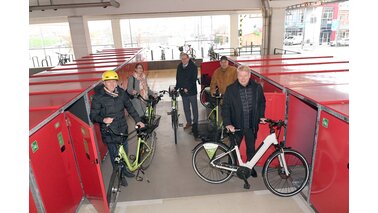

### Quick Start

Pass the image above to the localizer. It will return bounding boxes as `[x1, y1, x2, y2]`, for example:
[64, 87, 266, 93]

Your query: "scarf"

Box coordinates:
[104, 86, 119, 98]
[133, 72, 148, 99]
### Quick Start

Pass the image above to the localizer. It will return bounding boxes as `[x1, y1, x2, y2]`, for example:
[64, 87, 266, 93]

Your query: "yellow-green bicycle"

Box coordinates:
[106, 93, 165, 209]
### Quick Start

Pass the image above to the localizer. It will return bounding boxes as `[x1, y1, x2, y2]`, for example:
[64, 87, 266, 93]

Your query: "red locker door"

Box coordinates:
[310, 111, 349, 213]
[29, 114, 83, 213]
[65, 112, 109, 213]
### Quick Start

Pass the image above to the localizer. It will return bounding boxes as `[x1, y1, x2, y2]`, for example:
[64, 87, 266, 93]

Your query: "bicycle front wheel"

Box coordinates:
[139, 131, 157, 170]
[262, 149, 309, 197]
[107, 165, 121, 208]
[192, 142, 235, 184]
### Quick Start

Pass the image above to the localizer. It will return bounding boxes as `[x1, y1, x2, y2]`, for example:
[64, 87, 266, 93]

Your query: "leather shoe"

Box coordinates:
[122, 169, 135, 178]
[121, 176, 128, 187]
[251, 168, 257, 178]
[183, 123, 192, 130]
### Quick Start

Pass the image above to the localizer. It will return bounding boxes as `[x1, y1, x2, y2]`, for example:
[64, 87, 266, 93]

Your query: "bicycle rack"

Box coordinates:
[41, 59, 49, 67]
[32, 56, 39, 67]
[46, 55, 52, 66]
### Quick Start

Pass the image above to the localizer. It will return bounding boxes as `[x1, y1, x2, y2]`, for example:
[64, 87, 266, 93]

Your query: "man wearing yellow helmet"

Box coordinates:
[90, 70, 145, 187]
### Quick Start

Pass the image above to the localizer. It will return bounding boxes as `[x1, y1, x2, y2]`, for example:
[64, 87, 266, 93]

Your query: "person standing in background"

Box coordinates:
[127, 63, 156, 118]
[175, 53, 199, 139]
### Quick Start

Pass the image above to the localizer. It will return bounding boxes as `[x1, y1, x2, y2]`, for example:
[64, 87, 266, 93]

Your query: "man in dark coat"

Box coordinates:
[175, 53, 199, 138]
[222, 65, 266, 177]
[90, 70, 145, 187]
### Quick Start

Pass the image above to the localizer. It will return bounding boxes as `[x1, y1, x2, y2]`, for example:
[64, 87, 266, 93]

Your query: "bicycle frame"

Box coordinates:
[207, 132, 290, 176]
[116, 136, 152, 172]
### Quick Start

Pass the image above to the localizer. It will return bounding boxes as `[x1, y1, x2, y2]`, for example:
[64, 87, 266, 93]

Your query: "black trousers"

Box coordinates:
[234, 128, 256, 161]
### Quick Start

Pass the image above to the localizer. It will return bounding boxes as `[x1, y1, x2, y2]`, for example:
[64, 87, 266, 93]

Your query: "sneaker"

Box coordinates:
[183, 123, 192, 130]
[121, 176, 128, 187]
[122, 169, 135, 178]
[251, 168, 257, 178]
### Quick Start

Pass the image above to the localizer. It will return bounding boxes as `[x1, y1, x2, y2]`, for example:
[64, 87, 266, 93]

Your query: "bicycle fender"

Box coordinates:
[191, 141, 230, 153]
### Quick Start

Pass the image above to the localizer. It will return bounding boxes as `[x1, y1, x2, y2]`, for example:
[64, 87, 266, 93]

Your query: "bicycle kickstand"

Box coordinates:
[242, 178, 250, 189]
[136, 169, 150, 183]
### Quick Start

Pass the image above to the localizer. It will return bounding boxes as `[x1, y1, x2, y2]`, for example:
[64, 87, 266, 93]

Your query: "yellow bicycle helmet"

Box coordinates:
[102, 70, 119, 81]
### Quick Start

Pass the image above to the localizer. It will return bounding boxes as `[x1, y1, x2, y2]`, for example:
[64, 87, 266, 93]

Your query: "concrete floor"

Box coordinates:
[78, 68, 314, 212]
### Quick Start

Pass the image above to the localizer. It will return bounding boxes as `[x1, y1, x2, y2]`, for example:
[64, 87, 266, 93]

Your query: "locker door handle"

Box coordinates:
[347, 163, 349, 170]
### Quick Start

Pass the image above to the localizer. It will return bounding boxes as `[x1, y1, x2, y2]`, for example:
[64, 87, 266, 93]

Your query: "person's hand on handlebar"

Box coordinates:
[183, 88, 188, 93]
[225, 124, 236, 133]
[260, 118, 267, 124]
[136, 121, 145, 128]
[131, 90, 138, 95]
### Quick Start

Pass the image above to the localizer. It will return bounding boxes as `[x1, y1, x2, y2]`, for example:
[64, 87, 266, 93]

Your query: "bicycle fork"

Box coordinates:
[278, 149, 290, 176]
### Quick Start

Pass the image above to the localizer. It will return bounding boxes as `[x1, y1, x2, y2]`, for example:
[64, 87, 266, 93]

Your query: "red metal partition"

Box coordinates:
[29, 113, 83, 213]
[65, 112, 109, 213]
[310, 111, 349, 213]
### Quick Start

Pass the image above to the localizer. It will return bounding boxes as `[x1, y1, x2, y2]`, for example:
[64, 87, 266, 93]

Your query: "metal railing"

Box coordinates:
[273, 48, 301, 55]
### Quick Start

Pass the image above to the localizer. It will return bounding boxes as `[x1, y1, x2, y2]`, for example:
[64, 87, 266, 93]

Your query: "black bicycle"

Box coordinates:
[167, 86, 184, 144]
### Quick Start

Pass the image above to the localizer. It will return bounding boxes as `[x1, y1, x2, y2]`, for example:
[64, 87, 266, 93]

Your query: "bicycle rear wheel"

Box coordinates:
[139, 131, 157, 170]
[262, 149, 309, 197]
[192, 142, 235, 184]
[107, 165, 121, 208]
[172, 110, 178, 144]
[200, 87, 212, 109]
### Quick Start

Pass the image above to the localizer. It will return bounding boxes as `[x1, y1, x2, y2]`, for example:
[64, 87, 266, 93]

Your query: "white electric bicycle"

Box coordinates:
[192, 119, 309, 197]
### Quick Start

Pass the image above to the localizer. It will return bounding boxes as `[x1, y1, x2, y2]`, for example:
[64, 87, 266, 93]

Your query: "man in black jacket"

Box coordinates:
[175, 53, 199, 138]
[222, 65, 266, 177]
[90, 70, 145, 187]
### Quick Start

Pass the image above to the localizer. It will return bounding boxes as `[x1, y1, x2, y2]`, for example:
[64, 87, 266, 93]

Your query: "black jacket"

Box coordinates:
[90, 84, 141, 143]
[222, 80, 266, 135]
[175, 59, 198, 96]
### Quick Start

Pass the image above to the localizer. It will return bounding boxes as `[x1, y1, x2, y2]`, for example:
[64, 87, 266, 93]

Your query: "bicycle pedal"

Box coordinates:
[129, 155, 136, 161]
[178, 123, 183, 127]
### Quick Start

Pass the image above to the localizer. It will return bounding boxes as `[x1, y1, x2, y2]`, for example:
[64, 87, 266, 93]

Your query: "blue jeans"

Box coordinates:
[106, 135, 129, 174]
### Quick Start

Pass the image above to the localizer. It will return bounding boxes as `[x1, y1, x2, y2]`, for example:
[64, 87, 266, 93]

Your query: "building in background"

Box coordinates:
[284, 1, 349, 47]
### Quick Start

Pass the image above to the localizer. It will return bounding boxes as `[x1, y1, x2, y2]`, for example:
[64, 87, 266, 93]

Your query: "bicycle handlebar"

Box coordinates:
[263, 119, 286, 127]
[135, 90, 166, 105]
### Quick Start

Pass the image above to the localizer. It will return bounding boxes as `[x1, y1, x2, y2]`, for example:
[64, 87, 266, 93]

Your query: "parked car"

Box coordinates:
[284, 36, 302, 45]
[331, 38, 349, 47]
[337, 38, 349, 46]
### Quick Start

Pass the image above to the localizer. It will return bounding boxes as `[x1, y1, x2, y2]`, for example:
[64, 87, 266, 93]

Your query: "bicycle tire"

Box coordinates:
[200, 87, 212, 109]
[107, 165, 121, 208]
[139, 131, 157, 170]
[262, 149, 309, 197]
[172, 110, 178, 144]
[192, 142, 235, 184]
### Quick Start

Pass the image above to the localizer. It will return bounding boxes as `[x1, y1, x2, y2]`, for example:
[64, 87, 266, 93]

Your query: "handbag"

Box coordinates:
[127, 76, 136, 99]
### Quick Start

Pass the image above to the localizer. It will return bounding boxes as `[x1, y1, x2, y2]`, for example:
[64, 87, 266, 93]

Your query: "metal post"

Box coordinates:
[201, 47, 204, 58]
[172, 49, 174, 60]
[306, 106, 322, 203]
[30, 164, 46, 212]
[150, 50, 154, 61]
